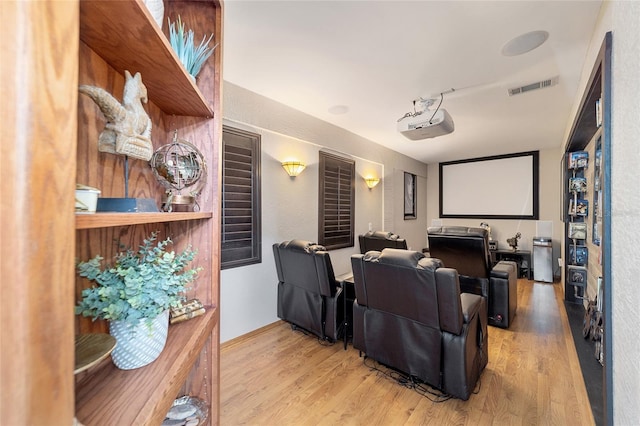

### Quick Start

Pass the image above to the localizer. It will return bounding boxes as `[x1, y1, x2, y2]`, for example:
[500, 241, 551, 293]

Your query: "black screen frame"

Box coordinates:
[439, 151, 539, 220]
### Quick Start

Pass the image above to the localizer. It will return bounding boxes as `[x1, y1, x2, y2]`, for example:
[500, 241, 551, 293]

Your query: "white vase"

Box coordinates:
[109, 310, 169, 370]
[143, 0, 165, 29]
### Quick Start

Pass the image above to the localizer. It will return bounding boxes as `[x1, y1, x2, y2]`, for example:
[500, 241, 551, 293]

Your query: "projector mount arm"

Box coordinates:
[397, 92, 447, 124]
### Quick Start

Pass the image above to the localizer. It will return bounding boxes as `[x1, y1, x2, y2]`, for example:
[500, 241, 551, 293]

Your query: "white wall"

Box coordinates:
[426, 148, 564, 277]
[221, 82, 428, 342]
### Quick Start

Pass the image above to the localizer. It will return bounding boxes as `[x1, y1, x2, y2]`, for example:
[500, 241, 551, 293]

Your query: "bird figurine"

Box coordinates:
[507, 232, 522, 251]
[78, 70, 153, 161]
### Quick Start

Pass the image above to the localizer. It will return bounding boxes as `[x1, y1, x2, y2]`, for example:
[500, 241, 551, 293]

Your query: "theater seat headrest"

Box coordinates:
[283, 239, 326, 253]
[376, 248, 424, 268]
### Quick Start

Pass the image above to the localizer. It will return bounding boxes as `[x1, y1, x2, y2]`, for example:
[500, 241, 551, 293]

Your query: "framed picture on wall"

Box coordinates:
[404, 172, 416, 220]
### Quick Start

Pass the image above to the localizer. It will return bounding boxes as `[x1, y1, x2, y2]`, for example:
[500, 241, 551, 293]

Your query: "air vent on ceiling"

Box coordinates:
[508, 76, 559, 96]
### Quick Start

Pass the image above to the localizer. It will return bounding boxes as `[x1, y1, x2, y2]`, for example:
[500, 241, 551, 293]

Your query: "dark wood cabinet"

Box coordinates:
[1, 1, 223, 424]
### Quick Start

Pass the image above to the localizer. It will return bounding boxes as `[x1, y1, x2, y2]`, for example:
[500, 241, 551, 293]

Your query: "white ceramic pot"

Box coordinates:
[109, 310, 169, 370]
[143, 0, 165, 28]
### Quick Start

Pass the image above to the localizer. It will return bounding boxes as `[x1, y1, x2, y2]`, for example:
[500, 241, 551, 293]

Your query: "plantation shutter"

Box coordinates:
[318, 152, 355, 250]
[221, 126, 261, 269]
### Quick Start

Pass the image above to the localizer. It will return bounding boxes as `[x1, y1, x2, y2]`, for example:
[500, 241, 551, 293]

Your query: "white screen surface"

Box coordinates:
[440, 152, 538, 219]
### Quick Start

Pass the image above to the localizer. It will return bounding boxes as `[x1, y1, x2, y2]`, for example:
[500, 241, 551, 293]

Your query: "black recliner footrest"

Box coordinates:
[489, 261, 517, 328]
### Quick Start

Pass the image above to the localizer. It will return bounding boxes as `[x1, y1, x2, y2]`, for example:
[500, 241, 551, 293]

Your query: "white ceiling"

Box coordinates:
[223, 0, 603, 164]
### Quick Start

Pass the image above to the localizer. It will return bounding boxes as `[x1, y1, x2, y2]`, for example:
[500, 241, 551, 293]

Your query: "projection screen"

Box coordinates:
[439, 151, 539, 219]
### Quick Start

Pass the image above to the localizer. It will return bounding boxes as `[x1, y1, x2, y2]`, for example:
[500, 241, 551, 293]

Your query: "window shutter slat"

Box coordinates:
[222, 126, 262, 268]
[318, 152, 355, 250]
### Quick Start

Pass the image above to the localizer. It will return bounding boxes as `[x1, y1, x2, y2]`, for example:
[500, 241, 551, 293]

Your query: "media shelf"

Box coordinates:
[76, 212, 213, 229]
[561, 32, 611, 425]
[75, 308, 218, 425]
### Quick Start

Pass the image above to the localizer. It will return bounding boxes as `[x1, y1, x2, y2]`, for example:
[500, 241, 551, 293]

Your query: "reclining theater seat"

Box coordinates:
[273, 240, 343, 342]
[350, 249, 488, 400]
[358, 231, 407, 254]
[427, 226, 518, 328]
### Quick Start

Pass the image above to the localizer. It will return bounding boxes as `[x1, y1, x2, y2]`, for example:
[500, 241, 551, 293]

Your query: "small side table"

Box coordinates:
[338, 275, 355, 350]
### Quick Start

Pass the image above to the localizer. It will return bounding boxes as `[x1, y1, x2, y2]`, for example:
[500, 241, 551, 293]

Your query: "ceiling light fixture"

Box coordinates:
[281, 161, 306, 177]
[364, 177, 380, 190]
[501, 30, 549, 57]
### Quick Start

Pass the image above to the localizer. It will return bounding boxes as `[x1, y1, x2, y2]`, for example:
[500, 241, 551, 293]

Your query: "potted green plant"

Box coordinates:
[76, 232, 201, 369]
[168, 15, 217, 81]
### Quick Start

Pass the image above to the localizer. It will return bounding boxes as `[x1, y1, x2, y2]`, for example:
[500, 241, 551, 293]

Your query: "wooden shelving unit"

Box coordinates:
[76, 212, 212, 229]
[3, 0, 222, 423]
[74, 0, 223, 424]
[79, 0, 213, 117]
[3, 2, 80, 423]
[76, 308, 218, 425]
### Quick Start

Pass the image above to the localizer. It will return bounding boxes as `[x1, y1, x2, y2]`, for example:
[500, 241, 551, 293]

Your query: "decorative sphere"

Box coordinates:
[150, 140, 205, 192]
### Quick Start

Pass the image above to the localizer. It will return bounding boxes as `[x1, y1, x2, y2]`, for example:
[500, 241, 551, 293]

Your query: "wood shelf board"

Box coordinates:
[76, 212, 212, 229]
[79, 0, 213, 117]
[75, 308, 218, 425]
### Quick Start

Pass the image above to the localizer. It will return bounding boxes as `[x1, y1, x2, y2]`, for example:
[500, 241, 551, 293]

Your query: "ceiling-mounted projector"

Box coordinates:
[397, 108, 455, 140]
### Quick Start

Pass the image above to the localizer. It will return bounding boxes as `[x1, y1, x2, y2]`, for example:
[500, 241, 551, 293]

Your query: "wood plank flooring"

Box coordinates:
[220, 280, 594, 425]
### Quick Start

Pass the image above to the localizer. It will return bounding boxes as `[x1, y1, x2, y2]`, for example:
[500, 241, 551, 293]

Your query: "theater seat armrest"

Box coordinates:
[491, 260, 517, 279]
[460, 293, 482, 324]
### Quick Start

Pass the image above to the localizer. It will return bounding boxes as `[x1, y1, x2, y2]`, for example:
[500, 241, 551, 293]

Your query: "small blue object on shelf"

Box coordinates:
[96, 198, 159, 213]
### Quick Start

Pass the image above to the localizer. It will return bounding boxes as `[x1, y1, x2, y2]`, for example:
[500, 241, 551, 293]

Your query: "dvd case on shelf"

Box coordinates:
[569, 222, 587, 240]
[568, 151, 589, 169]
[593, 220, 601, 246]
[569, 177, 587, 193]
[568, 198, 589, 217]
[593, 141, 603, 246]
[569, 245, 588, 266]
[568, 265, 588, 287]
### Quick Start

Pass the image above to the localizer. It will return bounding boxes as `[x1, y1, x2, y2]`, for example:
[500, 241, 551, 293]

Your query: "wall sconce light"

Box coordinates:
[281, 161, 306, 177]
[364, 177, 380, 189]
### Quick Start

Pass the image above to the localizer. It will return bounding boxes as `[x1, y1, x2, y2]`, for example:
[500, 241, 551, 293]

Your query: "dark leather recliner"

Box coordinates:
[427, 226, 517, 328]
[358, 231, 407, 254]
[273, 240, 344, 341]
[351, 249, 488, 400]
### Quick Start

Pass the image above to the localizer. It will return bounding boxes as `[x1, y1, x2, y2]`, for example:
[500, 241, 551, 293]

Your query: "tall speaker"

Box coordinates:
[536, 220, 553, 238]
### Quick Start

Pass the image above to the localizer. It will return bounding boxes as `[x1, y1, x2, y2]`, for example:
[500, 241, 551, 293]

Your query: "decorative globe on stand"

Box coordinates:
[150, 132, 206, 212]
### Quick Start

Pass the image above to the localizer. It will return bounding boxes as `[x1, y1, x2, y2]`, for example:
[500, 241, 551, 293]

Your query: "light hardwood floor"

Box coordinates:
[221, 280, 594, 425]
